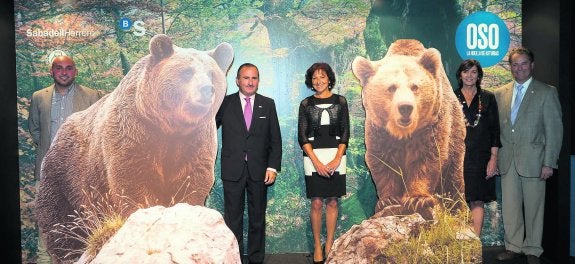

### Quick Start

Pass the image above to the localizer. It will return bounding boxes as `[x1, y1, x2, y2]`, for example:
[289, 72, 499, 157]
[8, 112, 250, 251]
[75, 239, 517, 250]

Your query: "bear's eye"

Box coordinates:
[388, 85, 397, 93]
[411, 85, 418, 92]
[180, 67, 195, 80]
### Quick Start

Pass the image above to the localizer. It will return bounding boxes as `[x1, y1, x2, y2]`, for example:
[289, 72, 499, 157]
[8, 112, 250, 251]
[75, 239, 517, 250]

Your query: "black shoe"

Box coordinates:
[526, 255, 540, 264]
[496, 250, 521, 261]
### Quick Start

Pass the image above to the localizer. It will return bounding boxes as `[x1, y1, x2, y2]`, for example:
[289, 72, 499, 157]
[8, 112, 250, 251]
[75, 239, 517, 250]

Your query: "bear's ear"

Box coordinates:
[149, 34, 174, 62]
[208, 42, 234, 74]
[419, 48, 442, 77]
[351, 56, 375, 88]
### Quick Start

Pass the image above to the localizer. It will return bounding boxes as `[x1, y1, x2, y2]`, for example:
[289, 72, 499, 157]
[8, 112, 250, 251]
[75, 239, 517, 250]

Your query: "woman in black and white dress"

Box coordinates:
[298, 62, 349, 264]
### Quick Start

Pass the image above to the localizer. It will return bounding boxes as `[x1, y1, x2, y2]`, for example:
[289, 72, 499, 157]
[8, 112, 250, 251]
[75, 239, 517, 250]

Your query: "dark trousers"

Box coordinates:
[223, 163, 267, 263]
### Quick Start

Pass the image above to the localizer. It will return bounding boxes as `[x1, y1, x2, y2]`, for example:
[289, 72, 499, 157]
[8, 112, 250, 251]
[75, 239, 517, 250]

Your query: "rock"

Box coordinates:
[79, 203, 240, 264]
[326, 213, 481, 264]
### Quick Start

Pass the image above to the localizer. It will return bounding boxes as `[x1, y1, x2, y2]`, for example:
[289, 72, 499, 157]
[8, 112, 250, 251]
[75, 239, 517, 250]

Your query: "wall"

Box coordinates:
[523, 0, 573, 262]
[0, 0, 22, 263]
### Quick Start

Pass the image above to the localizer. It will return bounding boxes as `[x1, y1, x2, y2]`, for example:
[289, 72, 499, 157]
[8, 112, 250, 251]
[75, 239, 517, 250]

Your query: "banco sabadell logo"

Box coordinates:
[119, 17, 146, 37]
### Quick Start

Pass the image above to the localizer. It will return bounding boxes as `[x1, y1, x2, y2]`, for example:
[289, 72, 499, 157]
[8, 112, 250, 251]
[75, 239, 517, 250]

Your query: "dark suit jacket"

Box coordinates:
[216, 92, 282, 181]
[28, 84, 102, 180]
[494, 79, 563, 177]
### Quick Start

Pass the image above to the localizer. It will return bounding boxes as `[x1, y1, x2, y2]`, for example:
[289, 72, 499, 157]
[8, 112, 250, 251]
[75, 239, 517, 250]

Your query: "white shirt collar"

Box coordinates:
[239, 93, 254, 101]
[515, 77, 533, 91]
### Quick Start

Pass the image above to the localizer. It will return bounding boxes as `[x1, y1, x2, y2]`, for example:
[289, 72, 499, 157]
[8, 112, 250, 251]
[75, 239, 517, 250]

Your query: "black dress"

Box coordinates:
[455, 89, 501, 203]
[298, 94, 350, 198]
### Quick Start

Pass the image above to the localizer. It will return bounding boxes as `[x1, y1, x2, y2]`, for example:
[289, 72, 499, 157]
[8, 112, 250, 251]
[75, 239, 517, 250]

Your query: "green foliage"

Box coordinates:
[16, 0, 513, 261]
[17, 96, 39, 262]
[85, 213, 126, 257]
[483, 65, 513, 90]
[384, 208, 482, 263]
[364, 13, 387, 60]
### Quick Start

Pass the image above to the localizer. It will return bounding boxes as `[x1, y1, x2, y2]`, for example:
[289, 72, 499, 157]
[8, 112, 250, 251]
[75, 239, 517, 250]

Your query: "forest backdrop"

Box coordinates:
[15, 0, 521, 262]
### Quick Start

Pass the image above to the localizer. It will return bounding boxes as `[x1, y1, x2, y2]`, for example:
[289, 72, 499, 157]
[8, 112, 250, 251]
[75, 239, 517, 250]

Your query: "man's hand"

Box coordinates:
[264, 170, 277, 185]
[540, 166, 554, 180]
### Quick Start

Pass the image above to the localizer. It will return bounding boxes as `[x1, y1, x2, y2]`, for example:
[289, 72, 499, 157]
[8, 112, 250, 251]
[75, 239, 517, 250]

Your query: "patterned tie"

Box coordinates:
[510, 84, 524, 125]
[244, 97, 252, 130]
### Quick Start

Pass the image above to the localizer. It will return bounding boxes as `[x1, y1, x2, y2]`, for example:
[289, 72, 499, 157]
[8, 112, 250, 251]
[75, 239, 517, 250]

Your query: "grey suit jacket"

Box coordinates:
[28, 84, 102, 180]
[494, 79, 562, 178]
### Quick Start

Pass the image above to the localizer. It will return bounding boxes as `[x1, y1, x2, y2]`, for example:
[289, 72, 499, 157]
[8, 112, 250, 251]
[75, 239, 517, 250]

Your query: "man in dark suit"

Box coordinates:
[216, 63, 282, 264]
[494, 47, 562, 264]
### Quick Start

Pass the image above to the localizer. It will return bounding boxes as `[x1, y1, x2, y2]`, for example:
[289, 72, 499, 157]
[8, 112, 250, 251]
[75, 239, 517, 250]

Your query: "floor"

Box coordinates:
[253, 246, 556, 264]
[481, 246, 553, 264]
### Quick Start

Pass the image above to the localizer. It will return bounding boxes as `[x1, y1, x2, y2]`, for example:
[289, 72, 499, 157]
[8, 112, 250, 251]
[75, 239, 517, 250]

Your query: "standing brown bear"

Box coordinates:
[352, 39, 465, 220]
[36, 34, 234, 262]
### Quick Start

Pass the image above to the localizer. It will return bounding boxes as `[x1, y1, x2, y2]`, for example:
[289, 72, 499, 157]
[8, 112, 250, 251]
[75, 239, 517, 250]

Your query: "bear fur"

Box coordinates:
[352, 39, 465, 220]
[35, 34, 234, 262]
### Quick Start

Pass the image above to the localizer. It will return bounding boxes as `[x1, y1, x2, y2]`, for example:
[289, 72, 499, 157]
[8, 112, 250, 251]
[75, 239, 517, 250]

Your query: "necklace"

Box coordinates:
[459, 91, 482, 128]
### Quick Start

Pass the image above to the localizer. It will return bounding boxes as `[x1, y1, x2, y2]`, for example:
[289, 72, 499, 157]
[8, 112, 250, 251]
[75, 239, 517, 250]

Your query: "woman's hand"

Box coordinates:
[313, 160, 331, 177]
[304, 143, 334, 177]
[325, 157, 342, 176]
[486, 147, 499, 179]
[325, 144, 346, 177]
[485, 157, 499, 179]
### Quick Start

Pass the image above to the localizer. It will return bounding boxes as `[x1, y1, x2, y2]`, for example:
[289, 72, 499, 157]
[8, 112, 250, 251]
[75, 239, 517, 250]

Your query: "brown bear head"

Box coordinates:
[352, 39, 447, 139]
[131, 34, 234, 136]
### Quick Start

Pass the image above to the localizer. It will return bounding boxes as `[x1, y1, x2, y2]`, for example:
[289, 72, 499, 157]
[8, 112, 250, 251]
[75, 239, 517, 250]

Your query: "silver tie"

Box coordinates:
[510, 84, 524, 125]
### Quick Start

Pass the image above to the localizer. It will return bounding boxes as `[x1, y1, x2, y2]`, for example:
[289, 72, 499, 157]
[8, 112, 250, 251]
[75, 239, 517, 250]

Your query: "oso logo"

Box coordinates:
[455, 11, 510, 67]
[119, 17, 146, 36]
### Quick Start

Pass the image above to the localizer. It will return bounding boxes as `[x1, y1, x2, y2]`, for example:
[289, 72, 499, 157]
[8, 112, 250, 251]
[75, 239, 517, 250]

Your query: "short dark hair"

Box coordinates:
[236, 63, 259, 79]
[508, 47, 534, 64]
[456, 59, 483, 90]
[304, 62, 336, 91]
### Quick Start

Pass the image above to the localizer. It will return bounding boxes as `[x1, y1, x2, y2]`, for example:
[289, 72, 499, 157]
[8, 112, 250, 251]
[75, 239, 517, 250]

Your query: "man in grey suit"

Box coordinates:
[494, 47, 562, 264]
[28, 55, 102, 181]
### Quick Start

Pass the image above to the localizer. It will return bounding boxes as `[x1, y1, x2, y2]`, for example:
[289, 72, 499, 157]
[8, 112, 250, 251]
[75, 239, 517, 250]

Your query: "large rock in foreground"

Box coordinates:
[82, 203, 240, 264]
[326, 212, 481, 263]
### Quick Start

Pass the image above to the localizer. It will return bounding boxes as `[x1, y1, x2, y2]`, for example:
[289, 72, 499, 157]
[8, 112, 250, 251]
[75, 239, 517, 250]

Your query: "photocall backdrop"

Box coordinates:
[15, 0, 521, 261]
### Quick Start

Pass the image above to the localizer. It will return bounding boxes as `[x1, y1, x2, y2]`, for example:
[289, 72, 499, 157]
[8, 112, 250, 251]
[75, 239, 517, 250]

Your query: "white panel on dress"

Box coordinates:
[304, 148, 346, 176]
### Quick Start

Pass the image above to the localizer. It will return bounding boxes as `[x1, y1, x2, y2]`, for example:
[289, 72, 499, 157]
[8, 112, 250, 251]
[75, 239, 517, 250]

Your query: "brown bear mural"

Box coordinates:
[352, 39, 466, 220]
[35, 34, 234, 262]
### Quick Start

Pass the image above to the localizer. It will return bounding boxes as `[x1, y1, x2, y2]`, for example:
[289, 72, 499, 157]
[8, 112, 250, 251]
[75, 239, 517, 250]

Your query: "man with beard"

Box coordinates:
[29, 55, 102, 182]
